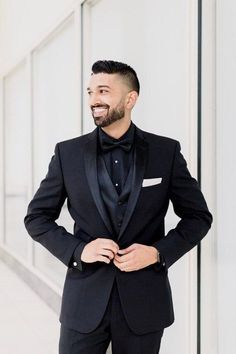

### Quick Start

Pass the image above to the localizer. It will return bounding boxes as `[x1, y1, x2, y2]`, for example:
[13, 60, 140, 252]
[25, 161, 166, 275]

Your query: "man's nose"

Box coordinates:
[89, 93, 102, 106]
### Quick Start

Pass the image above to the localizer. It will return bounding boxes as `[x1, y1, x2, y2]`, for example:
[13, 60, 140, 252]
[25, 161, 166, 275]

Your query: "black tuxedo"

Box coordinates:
[24, 125, 212, 335]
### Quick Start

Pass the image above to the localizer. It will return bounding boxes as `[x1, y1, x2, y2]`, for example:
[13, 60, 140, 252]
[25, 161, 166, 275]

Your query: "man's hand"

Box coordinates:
[113, 243, 160, 272]
[81, 238, 119, 264]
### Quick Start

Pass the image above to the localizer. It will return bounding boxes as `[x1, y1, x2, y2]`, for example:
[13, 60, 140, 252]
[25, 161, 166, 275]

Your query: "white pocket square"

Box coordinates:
[142, 177, 162, 187]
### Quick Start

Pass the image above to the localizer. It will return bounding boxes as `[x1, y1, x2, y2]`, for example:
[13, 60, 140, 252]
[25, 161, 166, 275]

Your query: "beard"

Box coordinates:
[91, 102, 125, 127]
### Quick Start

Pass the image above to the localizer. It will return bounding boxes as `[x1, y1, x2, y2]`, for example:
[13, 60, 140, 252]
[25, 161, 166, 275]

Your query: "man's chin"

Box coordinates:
[93, 118, 106, 127]
[93, 117, 112, 127]
[93, 114, 124, 127]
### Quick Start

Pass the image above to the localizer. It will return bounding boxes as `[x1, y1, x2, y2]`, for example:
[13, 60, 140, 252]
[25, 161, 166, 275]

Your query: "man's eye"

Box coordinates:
[87, 91, 91, 95]
[100, 89, 108, 94]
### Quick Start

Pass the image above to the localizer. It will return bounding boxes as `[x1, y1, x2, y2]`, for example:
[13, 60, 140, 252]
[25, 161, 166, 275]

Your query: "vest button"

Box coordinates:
[118, 222, 122, 227]
[118, 201, 123, 205]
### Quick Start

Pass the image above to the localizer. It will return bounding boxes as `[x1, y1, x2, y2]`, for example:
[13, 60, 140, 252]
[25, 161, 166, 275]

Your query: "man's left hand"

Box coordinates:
[113, 243, 160, 272]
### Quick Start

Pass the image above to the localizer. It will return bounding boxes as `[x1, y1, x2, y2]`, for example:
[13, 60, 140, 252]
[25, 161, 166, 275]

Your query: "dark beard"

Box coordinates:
[92, 106, 125, 127]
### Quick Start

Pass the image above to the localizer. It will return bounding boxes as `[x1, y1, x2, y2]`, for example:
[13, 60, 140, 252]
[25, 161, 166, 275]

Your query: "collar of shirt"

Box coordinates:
[98, 121, 135, 152]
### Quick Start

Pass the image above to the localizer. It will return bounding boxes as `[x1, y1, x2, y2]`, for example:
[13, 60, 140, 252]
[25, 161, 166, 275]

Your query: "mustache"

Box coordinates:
[91, 104, 110, 110]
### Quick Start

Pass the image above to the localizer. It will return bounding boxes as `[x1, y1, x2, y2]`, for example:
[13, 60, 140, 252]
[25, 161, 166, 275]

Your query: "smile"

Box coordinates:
[93, 108, 107, 113]
[92, 106, 109, 117]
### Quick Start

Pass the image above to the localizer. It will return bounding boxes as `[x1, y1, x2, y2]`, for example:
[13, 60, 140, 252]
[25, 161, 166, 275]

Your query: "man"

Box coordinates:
[24, 60, 212, 354]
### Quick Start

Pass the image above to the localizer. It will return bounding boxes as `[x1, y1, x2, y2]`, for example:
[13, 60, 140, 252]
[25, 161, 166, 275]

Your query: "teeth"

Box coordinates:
[93, 108, 106, 112]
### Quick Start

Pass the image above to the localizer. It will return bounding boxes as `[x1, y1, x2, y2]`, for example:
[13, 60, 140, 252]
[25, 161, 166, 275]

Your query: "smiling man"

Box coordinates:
[24, 60, 212, 354]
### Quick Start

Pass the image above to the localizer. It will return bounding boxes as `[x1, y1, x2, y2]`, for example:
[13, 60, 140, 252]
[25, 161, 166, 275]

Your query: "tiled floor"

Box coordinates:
[0, 260, 60, 354]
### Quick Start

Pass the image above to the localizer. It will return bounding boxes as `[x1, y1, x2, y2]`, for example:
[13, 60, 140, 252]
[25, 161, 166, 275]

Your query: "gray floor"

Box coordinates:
[0, 260, 59, 354]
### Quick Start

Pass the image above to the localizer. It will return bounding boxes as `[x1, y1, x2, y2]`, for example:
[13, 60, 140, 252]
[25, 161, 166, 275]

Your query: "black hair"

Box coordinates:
[91, 60, 140, 94]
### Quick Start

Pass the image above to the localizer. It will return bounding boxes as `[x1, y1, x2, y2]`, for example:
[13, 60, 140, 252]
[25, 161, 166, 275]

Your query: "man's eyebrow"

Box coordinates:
[98, 85, 111, 88]
[87, 85, 111, 91]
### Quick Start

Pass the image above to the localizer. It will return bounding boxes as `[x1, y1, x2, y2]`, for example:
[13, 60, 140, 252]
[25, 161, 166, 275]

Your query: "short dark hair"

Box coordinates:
[91, 60, 140, 94]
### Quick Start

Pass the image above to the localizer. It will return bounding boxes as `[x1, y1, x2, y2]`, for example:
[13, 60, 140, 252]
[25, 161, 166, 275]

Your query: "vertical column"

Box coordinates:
[215, 1, 236, 353]
[81, 0, 93, 135]
[26, 53, 34, 266]
[201, 1, 217, 354]
[74, 2, 83, 136]
[187, 1, 199, 353]
[0, 78, 5, 245]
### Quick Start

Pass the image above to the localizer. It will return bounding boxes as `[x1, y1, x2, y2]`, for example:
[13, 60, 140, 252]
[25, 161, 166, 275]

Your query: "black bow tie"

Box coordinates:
[100, 136, 133, 152]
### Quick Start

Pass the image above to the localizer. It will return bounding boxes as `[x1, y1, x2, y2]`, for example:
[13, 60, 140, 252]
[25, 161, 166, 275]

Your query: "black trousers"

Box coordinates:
[59, 279, 164, 354]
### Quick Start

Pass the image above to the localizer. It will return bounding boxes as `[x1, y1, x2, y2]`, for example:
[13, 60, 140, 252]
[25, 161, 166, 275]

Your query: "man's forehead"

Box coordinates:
[88, 72, 123, 89]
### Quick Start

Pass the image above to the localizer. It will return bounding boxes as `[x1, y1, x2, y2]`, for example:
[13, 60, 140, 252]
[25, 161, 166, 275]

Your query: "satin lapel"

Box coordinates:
[84, 129, 113, 234]
[118, 128, 148, 240]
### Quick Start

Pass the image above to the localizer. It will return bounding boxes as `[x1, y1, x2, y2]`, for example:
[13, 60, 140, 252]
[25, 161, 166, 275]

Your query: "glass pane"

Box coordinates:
[32, 16, 78, 286]
[4, 60, 30, 259]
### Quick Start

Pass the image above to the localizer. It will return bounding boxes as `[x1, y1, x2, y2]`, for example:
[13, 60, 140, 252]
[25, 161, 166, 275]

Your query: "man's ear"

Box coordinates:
[126, 91, 139, 109]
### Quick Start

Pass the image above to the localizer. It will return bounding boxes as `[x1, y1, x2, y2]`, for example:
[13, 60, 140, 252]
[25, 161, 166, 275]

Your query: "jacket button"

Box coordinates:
[73, 261, 78, 267]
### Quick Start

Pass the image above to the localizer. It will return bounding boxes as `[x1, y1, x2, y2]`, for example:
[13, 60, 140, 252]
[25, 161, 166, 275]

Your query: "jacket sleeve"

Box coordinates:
[24, 143, 87, 271]
[152, 141, 213, 269]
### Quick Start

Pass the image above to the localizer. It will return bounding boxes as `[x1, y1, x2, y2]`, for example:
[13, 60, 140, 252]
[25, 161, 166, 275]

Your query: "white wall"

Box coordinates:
[0, 0, 81, 289]
[201, 1, 217, 353]
[0, 0, 75, 73]
[216, 1, 236, 352]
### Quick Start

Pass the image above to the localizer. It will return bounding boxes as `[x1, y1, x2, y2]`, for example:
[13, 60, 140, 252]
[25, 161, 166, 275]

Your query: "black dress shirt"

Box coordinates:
[98, 121, 135, 195]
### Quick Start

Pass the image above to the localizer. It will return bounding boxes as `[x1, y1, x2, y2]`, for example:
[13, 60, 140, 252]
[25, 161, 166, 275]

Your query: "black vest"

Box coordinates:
[97, 153, 134, 237]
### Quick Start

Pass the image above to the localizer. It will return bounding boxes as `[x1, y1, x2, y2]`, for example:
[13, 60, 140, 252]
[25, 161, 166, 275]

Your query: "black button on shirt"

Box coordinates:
[98, 122, 135, 195]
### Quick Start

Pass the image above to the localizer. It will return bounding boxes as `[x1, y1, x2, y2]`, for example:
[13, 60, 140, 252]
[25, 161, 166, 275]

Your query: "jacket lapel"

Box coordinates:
[117, 127, 148, 240]
[84, 128, 113, 234]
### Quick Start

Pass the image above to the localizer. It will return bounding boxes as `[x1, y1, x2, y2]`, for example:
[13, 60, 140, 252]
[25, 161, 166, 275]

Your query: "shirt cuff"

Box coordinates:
[69, 241, 87, 271]
[152, 249, 166, 271]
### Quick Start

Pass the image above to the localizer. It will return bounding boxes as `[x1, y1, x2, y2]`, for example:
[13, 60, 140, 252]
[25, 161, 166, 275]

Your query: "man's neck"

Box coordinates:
[101, 119, 132, 139]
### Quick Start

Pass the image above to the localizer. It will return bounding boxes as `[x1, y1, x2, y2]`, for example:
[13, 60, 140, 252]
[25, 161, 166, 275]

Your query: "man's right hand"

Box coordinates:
[81, 238, 119, 264]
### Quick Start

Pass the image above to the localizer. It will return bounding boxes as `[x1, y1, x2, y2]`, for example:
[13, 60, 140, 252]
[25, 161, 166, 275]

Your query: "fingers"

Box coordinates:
[117, 243, 137, 255]
[94, 240, 140, 267]
[113, 258, 133, 271]
[98, 255, 111, 264]
[115, 245, 137, 262]
[113, 244, 139, 271]
[93, 238, 119, 264]
[114, 250, 135, 266]
[114, 253, 130, 263]
[100, 249, 115, 260]
[97, 238, 119, 255]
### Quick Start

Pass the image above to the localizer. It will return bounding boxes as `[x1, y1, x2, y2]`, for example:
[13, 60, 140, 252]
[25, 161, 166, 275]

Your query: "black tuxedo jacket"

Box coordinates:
[24, 125, 212, 334]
